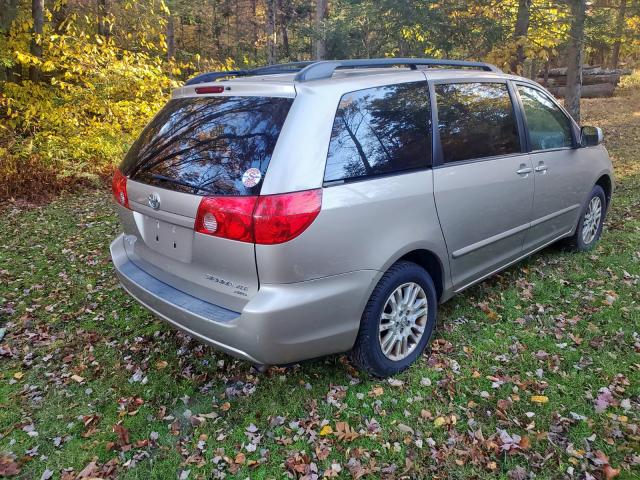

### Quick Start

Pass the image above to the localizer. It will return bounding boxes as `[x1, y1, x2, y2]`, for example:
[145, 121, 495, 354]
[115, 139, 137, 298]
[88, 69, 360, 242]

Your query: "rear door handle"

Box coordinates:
[516, 166, 532, 176]
[535, 163, 548, 173]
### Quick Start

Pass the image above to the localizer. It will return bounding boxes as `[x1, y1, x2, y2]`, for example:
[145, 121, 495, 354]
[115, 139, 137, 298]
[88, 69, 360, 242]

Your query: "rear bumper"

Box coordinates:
[110, 234, 376, 365]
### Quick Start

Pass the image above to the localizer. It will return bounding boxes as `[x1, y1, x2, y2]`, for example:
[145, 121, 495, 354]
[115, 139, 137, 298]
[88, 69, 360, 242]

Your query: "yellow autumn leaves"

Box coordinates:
[530, 395, 549, 404]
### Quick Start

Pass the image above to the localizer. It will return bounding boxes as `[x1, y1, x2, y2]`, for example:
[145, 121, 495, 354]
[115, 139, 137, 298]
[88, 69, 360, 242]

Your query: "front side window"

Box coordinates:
[324, 82, 431, 183]
[517, 85, 573, 151]
[435, 82, 520, 163]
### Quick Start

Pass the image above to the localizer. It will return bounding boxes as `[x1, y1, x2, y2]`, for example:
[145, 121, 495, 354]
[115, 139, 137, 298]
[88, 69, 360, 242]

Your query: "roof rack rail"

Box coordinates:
[184, 58, 502, 86]
[184, 61, 315, 85]
[294, 58, 502, 82]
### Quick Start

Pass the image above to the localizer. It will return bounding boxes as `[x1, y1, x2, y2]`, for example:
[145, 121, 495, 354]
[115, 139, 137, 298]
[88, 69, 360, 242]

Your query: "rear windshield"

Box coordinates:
[120, 96, 293, 196]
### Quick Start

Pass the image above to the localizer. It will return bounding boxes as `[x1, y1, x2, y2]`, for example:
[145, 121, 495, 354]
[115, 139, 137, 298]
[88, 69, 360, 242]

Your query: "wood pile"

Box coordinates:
[537, 65, 631, 98]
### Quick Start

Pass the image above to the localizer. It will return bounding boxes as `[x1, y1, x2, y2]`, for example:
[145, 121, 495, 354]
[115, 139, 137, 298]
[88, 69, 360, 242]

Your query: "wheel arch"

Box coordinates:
[395, 249, 446, 302]
[595, 174, 613, 207]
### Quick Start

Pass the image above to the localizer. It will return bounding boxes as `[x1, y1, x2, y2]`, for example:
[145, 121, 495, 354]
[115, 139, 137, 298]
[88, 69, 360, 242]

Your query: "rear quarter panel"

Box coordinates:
[255, 171, 450, 289]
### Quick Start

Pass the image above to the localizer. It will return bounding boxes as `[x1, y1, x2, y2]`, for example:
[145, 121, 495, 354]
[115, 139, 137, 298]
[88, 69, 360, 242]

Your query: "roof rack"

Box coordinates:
[184, 61, 315, 85]
[294, 58, 502, 82]
[184, 58, 502, 85]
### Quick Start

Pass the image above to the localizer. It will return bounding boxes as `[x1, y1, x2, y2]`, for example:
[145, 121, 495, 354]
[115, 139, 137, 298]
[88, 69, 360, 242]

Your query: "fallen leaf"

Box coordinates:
[594, 387, 615, 413]
[519, 436, 531, 450]
[319, 425, 333, 436]
[113, 423, 130, 447]
[387, 378, 404, 387]
[40, 469, 53, 480]
[76, 457, 99, 479]
[334, 421, 358, 441]
[603, 464, 620, 479]
[12, 372, 23, 380]
[369, 386, 384, 397]
[398, 423, 414, 435]
[71, 374, 84, 383]
[530, 395, 549, 404]
[0, 456, 20, 477]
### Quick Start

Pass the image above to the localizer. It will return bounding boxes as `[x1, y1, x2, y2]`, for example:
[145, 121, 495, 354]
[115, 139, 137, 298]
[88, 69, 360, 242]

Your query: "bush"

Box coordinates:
[619, 69, 640, 92]
[0, 9, 182, 202]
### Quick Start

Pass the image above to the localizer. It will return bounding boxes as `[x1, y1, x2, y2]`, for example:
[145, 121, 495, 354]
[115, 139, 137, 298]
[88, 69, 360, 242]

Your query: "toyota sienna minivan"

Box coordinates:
[110, 58, 613, 377]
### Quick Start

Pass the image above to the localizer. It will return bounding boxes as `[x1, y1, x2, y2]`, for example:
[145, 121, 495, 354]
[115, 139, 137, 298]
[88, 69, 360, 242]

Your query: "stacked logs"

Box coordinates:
[537, 66, 631, 98]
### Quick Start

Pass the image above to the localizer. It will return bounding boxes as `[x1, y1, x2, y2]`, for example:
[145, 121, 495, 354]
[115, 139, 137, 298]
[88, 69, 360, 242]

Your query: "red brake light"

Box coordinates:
[254, 189, 322, 245]
[194, 189, 322, 245]
[194, 196, 258, 242]
[112, 169, 129, 208]
[195, 86, 225, 94]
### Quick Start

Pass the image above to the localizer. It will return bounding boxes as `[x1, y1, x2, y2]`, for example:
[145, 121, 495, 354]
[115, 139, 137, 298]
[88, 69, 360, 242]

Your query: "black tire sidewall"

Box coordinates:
[575, 185, 606, 251]
[356, 262, 437, 377]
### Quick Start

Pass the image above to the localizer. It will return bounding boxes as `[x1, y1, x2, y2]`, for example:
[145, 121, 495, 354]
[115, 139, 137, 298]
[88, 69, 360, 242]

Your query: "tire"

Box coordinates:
[565, 185, 607, 252]
[350, 261, 437, 378]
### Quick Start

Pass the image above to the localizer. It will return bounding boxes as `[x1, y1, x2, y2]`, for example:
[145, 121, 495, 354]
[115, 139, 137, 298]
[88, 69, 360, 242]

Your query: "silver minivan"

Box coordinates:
[110, 58, 613, 377]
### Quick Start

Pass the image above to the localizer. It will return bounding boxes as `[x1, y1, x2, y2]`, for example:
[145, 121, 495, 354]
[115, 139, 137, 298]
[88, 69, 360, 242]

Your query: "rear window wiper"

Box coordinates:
[149, 174, 204, 194]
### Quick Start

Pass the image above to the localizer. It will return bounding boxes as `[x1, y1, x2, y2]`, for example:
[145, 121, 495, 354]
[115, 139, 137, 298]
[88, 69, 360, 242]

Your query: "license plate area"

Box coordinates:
[140, 215, 194, 263]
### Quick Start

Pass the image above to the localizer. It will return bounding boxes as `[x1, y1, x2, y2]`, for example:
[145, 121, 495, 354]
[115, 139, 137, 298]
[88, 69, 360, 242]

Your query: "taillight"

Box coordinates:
[194, 196, 258, 242]
[254, 189, 322, 245]
[112, 169, 129, 208]
[194, 189, 322, 244]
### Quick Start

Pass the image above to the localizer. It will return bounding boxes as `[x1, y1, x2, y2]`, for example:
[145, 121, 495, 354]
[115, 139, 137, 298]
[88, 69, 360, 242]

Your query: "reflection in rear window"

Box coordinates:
[120, 96, 293, 196]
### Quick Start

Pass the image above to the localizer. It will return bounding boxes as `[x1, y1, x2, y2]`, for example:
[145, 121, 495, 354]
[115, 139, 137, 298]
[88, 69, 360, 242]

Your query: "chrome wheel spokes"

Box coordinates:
[378, 282, 429, 361]
[582, 196, 602, 245]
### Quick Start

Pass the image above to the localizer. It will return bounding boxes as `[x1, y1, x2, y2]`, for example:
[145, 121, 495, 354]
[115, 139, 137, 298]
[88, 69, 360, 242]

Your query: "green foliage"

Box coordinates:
[619, 69, 640, 91]
[0, 1, 186, 199]
[3, 42, 175, 177]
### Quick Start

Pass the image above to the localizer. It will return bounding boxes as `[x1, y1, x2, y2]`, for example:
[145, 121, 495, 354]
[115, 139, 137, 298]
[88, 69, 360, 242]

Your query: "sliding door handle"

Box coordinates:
[516, 166, 532, 176]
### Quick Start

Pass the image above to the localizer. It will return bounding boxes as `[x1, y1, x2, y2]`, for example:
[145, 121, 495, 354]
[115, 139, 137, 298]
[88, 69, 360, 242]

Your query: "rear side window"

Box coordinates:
[324, 82, 431, 183]
[436, 82, 520, 163]
[120, 96, 293, 196]
[517, 85, 573, 150]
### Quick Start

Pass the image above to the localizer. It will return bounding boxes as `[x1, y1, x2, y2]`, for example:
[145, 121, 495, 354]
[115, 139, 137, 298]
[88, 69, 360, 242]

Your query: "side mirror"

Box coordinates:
[580, 126, 603, 147]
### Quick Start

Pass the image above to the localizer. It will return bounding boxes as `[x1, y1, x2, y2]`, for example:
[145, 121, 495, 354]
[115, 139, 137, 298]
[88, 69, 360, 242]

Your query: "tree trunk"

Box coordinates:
[266, 0, 277, 65]
[251, 0, 257, 62]
[29, 0, 44, 83]
[538, 73, 623, 87]
[0, 0, 19, 82]
[167, 15, 176, 60]
[543, 58, 550, 86]
[547, 83, 616, 99]
[610, 0, 627, 69]
[314, 0, 328, 60]
[510, 0, 531, 74]
[564, 0, 586, 123]
[97, 0, 109, 38]
[52, 0, 68, 34]
[279, 0, 291, 60]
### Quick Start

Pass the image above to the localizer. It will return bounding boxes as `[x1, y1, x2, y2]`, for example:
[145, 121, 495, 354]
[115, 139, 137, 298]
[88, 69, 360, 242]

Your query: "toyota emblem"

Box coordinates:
[148, 192, 161, 210]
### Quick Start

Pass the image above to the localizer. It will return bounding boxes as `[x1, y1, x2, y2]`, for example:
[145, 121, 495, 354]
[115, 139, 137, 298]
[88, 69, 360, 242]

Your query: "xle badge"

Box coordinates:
[148, 192, 160, 210]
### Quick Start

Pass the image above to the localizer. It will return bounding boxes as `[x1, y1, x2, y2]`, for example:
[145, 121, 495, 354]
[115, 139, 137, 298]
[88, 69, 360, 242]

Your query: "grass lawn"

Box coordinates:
[1, 91, 639, 480]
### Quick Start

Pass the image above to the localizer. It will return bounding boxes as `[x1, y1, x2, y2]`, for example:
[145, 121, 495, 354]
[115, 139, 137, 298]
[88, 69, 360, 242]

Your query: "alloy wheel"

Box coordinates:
[378, 282, 429, 361]
[582, 196, 602, 245]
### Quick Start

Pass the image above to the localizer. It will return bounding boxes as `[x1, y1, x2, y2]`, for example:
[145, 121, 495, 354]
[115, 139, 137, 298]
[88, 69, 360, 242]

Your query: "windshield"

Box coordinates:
[120, 96, 293, 196]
